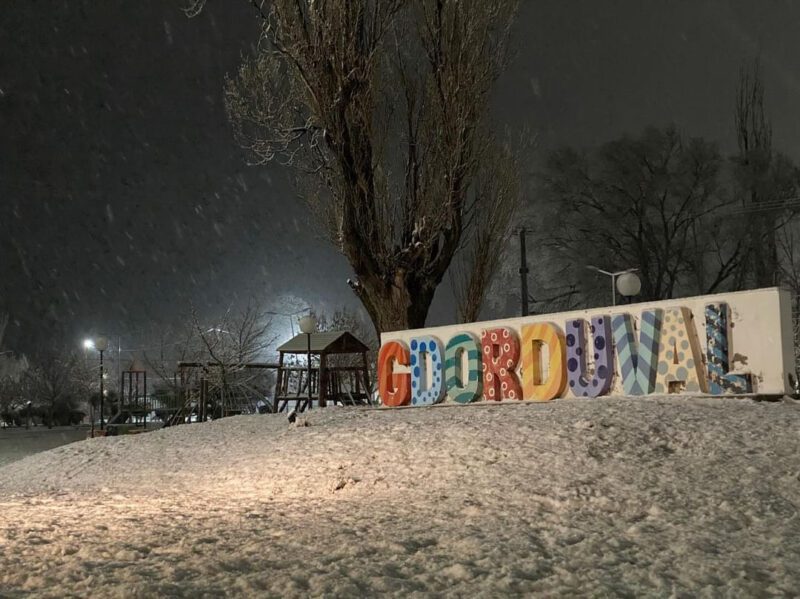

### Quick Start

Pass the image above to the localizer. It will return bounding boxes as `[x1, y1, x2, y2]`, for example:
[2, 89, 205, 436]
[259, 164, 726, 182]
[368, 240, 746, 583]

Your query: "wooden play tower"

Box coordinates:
[273, 331, 372, 412]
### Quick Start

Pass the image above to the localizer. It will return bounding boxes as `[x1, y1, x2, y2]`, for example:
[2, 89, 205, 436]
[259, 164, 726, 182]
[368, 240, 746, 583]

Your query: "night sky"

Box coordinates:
[2, 1, 800, 353]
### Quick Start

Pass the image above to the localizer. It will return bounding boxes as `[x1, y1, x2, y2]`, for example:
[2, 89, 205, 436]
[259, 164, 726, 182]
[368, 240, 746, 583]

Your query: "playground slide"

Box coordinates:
[105, 411, 131, 426]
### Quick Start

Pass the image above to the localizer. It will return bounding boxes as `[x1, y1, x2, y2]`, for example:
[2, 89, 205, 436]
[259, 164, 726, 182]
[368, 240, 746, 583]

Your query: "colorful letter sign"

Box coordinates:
[520, 322, 566, 401]
[705, 302, 752, 394]
[565, 316, 613, 397]
[481, 328, 522, 401]
[611, 310, 662, 395]
[410, 336, 445, 406]
[378, 341, 411, 407]
[653, 307, 707, 394]
[377, 288, 792, 404]
[444, 333, 482, 404]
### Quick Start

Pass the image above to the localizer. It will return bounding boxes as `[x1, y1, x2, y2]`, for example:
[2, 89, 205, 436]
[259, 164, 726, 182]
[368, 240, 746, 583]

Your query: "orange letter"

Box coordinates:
[378, 341, 411, 407]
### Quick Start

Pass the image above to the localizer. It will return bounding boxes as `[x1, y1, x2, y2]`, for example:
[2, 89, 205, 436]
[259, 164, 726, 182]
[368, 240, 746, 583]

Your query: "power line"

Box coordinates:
[728, 197, 800, 216]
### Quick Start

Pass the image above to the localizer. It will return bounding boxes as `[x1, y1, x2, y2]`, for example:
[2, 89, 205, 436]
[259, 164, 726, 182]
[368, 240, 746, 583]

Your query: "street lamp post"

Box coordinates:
[298, 315, 317, 411]
[84, 337, 109, 430]
[96, 337, 109, 429]
[83, 339, 94, 433]
[586, 266, 641, 306]
[519, 228, 530, 317]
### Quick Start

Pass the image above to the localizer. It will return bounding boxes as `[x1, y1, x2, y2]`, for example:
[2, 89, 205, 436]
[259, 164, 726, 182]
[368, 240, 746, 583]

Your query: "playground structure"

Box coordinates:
[103, 361, 149, 435]
[273, 331, 372, 412]
[165, 361, 276, 426]
[100, 330, 374, 430]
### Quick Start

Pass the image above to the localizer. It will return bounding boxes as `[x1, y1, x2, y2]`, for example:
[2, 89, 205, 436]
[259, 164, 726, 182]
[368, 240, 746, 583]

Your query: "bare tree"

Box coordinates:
[25, 348, 80, 428]
[0, 312, 32, 421]
[197, 303, 275, 411]
[450, 142, 520, 323]
[143, 322, 199, 399]
[143, 300, 277, 418]
[537, 126, 742, 304]
[733, 59, 800, 288]
[169, 301, 278, 416]
[776, 220, 800, 379]
[313, 306, 377, 346]
[0, 355, 29, 422]
[212, 0, 519, 335]
[0, 312, 8, 348]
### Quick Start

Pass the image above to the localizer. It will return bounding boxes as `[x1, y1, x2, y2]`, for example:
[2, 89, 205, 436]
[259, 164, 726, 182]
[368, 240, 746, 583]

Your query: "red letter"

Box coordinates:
[481, 328, 522, 401]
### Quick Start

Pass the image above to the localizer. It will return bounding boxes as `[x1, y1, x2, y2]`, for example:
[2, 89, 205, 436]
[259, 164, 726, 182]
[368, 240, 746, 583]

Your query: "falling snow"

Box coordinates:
[163, 20, 173, 45]
[3, 3, 800, 352]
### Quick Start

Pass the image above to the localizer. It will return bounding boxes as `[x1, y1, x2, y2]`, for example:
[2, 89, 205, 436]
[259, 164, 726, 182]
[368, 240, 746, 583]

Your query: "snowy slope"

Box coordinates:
[1, 396, 799, 597]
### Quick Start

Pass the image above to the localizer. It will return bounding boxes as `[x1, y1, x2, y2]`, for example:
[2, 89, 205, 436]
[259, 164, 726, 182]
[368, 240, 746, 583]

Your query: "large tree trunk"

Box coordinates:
[354, 269, 437, 339]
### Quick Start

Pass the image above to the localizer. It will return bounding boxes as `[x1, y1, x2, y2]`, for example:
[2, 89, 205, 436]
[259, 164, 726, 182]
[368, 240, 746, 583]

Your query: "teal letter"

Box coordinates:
[444, 333, 482, 403]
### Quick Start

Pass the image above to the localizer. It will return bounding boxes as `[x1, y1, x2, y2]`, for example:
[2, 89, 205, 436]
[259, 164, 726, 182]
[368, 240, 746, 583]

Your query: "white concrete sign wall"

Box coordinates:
[378, 287, 795, 406]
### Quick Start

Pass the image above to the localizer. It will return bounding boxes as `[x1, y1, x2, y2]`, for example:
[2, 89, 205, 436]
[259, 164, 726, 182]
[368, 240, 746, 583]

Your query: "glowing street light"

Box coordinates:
[83, 336, 109, 432]
[586, 266, 641, 306]
[616, 271, 642, 299]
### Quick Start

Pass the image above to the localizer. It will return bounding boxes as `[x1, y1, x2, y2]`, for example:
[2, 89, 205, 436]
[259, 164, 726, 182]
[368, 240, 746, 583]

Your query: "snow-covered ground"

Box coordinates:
[0, 427, 88, 468]
[1, 396, 799, 597]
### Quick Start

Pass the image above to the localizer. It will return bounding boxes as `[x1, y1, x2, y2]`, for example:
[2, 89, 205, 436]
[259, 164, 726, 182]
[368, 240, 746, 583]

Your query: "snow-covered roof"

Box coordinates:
[276, 331, 369, 355]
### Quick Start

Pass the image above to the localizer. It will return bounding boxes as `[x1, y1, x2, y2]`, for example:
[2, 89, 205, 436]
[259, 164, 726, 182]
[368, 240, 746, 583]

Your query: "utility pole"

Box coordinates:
[99, 347, 105, 429]
[519, 228, 530, 317]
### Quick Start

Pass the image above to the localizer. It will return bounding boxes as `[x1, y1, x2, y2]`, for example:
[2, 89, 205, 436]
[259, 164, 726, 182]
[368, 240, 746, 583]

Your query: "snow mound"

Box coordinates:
[1, 396, 800, 596]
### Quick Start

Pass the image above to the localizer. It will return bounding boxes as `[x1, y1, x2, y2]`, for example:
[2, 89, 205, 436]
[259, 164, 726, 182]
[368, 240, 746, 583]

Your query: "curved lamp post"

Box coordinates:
[586, 266, 641, 306]
[298, 315, 317, 410]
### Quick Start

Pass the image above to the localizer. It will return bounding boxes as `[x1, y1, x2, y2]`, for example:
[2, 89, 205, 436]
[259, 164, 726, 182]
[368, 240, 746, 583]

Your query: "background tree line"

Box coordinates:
[0, 314, 100, 427]
[500, 61, 800, 317]
[0, 298, 377, 426]
[190, 3, 799, 337]
[141, 300, 377, 418]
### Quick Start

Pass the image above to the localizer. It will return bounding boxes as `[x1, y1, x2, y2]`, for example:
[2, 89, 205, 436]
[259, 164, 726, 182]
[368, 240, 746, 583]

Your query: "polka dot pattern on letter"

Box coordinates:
[565, 316, 613, 398]
[410, 336, 445, 405]
[481, 328, 522, 401]
[654, 307, 707, 394]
